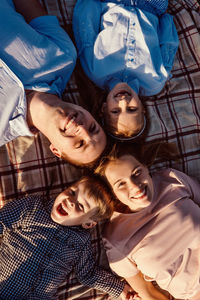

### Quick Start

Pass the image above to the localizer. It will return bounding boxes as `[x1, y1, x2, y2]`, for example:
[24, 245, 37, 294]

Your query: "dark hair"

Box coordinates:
[95, 142, 179, 177]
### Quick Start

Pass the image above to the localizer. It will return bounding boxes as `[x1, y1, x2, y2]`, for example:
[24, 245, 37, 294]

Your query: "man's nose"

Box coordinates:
[77, 125, 93, 142]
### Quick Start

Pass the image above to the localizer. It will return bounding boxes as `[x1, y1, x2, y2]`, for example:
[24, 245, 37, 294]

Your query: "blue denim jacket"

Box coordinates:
[73, 0, 179, 96]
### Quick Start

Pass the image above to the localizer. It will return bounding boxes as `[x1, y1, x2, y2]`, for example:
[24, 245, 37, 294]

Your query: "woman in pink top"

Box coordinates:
[96, 146, 200, 300]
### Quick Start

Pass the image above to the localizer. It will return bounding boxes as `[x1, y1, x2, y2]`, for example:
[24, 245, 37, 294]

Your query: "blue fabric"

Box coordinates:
[100, 0, 168, 16]
[0, 195, 124, 299]
[0, 60, 33, 146]
[73, 0, 179, 96]
[0, 0, 77, 146]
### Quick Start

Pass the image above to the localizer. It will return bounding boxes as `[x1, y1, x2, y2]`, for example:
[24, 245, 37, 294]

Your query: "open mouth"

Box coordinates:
[63, 113, 80, 136]
[132, 187, 147, 200]
[114, 90, 131, 98]
[56, 203, 68, 216]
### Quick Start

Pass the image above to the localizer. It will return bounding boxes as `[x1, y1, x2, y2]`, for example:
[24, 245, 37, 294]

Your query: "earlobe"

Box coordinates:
[82, 220, 97, 229]
[49, 144, 62, 158]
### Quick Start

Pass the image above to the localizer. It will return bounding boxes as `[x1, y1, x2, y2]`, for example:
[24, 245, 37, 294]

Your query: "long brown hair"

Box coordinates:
[95, 142, 179, 177]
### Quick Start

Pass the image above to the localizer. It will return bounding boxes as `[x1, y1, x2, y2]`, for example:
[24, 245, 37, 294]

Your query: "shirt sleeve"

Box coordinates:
[158, 13, 179, 73]
[103, 236, 139, 278]
[28, 15, 77, 96]
[0, 195, 35, 234]
[74, 233, 125, 298]
[30, 15, 76, 60]
[73, 0, 104, 83]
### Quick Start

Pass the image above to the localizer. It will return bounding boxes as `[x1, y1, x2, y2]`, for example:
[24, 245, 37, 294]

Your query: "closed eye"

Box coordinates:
[127, 107, 138, 113]
[111, 109, 120, 114]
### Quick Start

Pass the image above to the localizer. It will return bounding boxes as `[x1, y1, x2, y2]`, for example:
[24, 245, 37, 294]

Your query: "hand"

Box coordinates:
[120, 284, 140, 300]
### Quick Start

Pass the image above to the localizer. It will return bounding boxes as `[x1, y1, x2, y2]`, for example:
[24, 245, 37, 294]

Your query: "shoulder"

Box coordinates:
[155, 168, 197, 185]
[152, 168, 189, 184]
[69, 227, 91, 247]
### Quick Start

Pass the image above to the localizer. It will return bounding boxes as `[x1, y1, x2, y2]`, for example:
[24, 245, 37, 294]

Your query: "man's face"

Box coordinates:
[47, 102, 107, 165]
[51, 181, 98, 227]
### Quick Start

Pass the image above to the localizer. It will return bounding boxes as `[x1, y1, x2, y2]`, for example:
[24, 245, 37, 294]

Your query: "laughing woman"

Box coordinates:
[73, 0, 179, 140]
[96, 146, 200, 300]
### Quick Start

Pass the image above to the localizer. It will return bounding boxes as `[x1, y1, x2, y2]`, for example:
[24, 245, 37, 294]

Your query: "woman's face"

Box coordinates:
[103, 83, 144, 137]
[104, 155, 154, 212]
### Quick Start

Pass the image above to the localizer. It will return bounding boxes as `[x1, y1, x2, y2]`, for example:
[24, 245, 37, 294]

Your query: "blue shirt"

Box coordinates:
[73, 0, 179, 96]
[0, 195, 124, 299]
[0, 0, 77, 146]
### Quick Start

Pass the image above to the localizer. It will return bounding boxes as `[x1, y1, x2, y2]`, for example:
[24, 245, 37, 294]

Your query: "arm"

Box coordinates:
[12, 0, 47, 23]
[73, 0, 101, 54]
[73, 0, 106, 87]
[74, 233, 129, 298]
[125, 272, 169, 300]
[0, 195, 34, 233]
[158, 13, 179, 73]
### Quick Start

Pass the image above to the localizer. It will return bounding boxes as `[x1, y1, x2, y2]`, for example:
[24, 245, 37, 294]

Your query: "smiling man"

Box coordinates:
[0, 0, 106, 165]
[26, 91, 106, 165]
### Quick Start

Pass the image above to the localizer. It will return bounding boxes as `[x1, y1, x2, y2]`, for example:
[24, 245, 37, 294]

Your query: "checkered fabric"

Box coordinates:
[0, 195, 124, 299]
[0, 0, 199, 299]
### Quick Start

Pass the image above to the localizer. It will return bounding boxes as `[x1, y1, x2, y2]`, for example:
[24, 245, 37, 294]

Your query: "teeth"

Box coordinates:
[115, 91, 130, 97]
[66, 116, 76, 129]
[61, 202, 67, 213]
[133, 189, 146, 199]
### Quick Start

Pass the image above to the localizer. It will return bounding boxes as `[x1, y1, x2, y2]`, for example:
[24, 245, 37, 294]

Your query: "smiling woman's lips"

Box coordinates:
[57, 203, 68, 216]
[132, 187, 147, 200]
[114, 90, 131, 97]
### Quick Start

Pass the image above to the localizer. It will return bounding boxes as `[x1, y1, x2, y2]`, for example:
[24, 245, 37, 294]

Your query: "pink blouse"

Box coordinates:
[103, 169, 200, 299]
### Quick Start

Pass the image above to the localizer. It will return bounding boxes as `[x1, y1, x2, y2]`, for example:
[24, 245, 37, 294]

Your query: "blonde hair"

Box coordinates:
[77, 175, 114, 221]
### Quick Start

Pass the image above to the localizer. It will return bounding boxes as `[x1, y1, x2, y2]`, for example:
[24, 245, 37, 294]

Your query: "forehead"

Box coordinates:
[76, 181, 97, 206]
[105, 155, 140, 179]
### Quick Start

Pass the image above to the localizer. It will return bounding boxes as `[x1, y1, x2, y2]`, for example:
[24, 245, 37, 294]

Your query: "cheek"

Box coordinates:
[114, 189, 127, 203]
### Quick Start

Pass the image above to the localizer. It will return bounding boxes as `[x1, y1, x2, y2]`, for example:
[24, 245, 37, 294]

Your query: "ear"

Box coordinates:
[49, 144, 62, 158]
[101, 102, 107, 114]
[81, 220, 97, 229]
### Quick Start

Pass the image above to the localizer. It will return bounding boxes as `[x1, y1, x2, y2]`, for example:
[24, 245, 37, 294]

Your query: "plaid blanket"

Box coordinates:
[0, 0, 199, 299]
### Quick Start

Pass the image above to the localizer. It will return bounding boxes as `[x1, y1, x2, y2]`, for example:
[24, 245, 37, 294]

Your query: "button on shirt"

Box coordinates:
[73, 0, 179, 96]
[0, 0, 77, 146]
[0, 195, 124, 299]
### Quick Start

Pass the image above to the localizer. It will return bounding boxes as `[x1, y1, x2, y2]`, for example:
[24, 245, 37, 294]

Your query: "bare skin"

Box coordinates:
[26, 91, 106, 165]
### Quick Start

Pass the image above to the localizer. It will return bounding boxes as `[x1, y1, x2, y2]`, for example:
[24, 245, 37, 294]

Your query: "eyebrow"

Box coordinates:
[113, 165, 140, 186]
